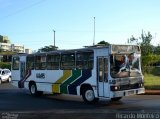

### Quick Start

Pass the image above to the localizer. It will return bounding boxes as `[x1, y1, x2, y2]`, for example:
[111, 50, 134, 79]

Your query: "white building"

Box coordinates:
[0, 43, 25, 53]
[11, 44, 24, 53]
[0, 43, 11, 51]
[25, 48, 32, 54]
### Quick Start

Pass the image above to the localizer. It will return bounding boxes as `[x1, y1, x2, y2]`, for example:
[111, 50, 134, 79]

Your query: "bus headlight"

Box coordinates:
[110, 86, 120, 91]
[115, 86, 118, 90]
[139, 83, 143, 87]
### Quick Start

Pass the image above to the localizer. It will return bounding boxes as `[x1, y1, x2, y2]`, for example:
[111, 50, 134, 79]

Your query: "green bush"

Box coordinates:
[144, 73, 160, 90]
[0, 62, 11, 70]
[150, 67, 160, 76]
[144, 67, 160, 90]
[141, 55, 160, 73]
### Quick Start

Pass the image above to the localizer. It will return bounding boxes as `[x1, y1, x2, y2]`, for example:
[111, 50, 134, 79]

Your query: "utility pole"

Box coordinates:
[53, 29, 56, 47]
[93, 17, 95, 46]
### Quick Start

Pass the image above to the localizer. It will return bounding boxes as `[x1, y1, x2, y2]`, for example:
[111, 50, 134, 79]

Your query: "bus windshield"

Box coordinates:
[110, 53, 142, 78]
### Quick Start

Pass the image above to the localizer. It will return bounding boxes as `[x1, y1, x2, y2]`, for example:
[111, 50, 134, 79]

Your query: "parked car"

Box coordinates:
[0, 69, 11, 84]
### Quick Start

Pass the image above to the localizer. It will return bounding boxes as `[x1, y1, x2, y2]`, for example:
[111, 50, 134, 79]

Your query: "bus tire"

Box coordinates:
[29, 83, 43, 96]
[82, 87, 99, 104]
[111, 97, 122, 101]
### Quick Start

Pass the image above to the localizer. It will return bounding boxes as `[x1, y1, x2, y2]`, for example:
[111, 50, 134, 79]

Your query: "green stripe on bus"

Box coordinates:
[60, 70, 81, 94]
[52, 70, 71, 93]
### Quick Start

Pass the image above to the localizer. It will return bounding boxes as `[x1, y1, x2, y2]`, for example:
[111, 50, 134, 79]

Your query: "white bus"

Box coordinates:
[11, 45, 145, 103]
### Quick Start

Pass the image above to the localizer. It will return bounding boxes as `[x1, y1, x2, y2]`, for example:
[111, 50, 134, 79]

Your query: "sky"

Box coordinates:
[0, 0, 160, 51]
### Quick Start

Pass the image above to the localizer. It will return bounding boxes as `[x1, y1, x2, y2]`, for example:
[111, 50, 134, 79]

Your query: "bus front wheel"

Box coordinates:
[82, 87, 99, 104]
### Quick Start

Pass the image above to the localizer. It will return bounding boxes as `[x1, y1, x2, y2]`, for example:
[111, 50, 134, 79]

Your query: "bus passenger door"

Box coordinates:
[97, 57, 110, 98]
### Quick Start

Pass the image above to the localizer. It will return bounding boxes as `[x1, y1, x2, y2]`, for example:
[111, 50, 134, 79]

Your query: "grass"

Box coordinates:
[144, 73, 160, 90]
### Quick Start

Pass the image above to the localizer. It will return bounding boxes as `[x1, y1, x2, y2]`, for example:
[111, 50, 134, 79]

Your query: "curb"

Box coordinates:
[144, 90, 160, 95]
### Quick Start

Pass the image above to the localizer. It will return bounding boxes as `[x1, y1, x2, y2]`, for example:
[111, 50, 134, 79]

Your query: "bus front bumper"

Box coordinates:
[111, 88, 145, 98]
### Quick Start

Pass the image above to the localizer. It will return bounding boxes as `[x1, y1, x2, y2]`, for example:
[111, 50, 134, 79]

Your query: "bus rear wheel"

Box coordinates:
[82, 87, 99, 104]
[29, 83, 43, 96]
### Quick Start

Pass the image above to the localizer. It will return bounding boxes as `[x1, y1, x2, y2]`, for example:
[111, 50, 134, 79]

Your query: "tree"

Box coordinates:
[140, 31, 153, 55]
[97, 40, 110, 46]
[127, 35, 139, 44]
[38, 45, 58, 52]
[128, 30, 153, 56]
[154, 45, 160, 55]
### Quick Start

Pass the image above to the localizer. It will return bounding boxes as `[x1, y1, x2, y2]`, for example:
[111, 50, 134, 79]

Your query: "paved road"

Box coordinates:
[0, 83, 160, 119]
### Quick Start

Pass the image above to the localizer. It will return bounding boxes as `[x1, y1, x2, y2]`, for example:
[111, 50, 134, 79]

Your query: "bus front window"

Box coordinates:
[110, 53, 142, 78]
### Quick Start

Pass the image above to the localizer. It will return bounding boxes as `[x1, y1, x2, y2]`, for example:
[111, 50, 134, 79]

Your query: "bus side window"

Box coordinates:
[76, 53, 83, 69]
[12, 57, 20, 70]
[35, 55, 46, 70]
[61, 53, 75, 70]
[76, 52, 93, 70]
[47, 54, 60, 70]
[26, 56, 35, 70]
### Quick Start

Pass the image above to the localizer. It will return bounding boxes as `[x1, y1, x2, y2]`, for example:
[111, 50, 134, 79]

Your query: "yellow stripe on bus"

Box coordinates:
[52, 70, 71, 93]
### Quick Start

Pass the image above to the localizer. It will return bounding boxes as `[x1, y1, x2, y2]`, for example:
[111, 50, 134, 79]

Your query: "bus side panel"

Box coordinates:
[46, 70, 63, 83]
[36, 70, 63, 93]
[11, 70, 20, 87]
[22, 69, 94, 95]
[52, 70, 72, 93]
[67, 69, 92, 95]
[23, 70, 63, 93]
[51, 69, 93, 95]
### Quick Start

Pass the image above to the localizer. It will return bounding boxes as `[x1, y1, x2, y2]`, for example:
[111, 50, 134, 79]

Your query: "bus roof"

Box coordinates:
[12, 44, 140, 57]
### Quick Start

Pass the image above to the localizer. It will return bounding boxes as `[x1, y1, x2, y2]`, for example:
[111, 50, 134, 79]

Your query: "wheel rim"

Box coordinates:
[30, 85, 36, 94]
[85, 90, 94, 101]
